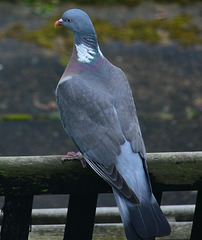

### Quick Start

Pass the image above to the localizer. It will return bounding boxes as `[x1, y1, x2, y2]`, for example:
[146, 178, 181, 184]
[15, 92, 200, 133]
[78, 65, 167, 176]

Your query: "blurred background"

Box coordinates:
[0, 0, 201, 209]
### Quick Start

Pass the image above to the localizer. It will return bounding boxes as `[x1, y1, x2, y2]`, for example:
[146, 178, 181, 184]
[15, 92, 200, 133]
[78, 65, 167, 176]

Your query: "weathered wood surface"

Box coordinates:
[148, 151, 202, 191]
[0, 152, 201, 195]
[190, 190, 202, 239]
[0, 195, 33, 240]
[0, 205, 195, 225]
[64, 193, 98, 240]
[28, 222, 192, 240]
[0, 155, 111, 196]
[27, 222, 192, 240]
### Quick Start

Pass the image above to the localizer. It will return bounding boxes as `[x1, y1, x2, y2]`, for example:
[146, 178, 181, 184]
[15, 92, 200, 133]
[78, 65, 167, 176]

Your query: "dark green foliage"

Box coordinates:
[0, 0, 200, 6]
[2, 14, 202, 49]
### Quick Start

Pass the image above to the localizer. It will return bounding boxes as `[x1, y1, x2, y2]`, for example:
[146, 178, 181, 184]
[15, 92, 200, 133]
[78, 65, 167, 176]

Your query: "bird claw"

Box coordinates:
[80, 159, 87, 168]
[61, 151, 86, 168]
[61, 151, 83, 161]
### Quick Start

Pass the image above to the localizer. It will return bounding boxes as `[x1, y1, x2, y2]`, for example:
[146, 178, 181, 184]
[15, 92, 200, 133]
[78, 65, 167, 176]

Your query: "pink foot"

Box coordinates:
[61, 151, 86, 168]
[61, 151, 83, 161]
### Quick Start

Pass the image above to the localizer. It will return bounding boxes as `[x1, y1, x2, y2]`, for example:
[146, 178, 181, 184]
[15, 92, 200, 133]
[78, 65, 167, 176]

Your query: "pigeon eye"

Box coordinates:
[67, 18, 71, 23]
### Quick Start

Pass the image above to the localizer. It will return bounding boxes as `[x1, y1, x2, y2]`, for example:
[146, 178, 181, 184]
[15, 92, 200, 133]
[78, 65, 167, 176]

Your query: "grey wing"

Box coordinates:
[56, 76, 139, 204]
[111, 67, 146, 159]
[110, 66, 154, 196]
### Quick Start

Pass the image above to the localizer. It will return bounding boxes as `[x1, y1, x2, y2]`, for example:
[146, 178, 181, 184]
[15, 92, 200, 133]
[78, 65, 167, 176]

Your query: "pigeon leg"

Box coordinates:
[80, 158, 87, 168]
[61, 151, 83, 160]
[61, 151, 87, 168]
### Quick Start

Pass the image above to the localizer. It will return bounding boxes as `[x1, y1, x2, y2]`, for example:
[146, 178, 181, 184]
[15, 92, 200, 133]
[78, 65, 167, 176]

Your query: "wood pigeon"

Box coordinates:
[55, 9, 171, 240]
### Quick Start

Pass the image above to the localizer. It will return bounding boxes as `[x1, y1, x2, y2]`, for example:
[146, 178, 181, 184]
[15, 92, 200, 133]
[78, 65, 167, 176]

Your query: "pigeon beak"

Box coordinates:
[55, 19, 64, 28]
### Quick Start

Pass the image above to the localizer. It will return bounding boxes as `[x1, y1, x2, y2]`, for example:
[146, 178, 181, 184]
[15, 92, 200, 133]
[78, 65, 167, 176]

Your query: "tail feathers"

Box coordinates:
[113, 189, 171, 240]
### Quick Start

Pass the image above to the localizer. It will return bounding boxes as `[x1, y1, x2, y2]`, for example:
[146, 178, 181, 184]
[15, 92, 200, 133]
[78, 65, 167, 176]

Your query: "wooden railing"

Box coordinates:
[0, 152, 201, 240]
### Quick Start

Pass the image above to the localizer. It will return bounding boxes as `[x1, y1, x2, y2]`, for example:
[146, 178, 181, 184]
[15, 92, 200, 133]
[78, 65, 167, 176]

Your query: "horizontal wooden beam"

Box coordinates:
[28, 223, 192, 240]
[148, 151, 202, 191]
[0, 205, 195, 225]
[0, 155, 110, 196]
[0, 152, 201, 195]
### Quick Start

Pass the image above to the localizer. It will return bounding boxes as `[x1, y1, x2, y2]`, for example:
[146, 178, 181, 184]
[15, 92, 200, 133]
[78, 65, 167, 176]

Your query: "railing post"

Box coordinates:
[153, 191, 163, 205]
[64, 193, 98, 240]
[0, 195, 33, 240]
[190, 190, 202, 240]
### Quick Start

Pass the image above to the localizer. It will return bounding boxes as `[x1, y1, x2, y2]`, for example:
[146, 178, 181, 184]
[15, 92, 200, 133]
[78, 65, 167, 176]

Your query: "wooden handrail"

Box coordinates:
[0, 152, 201, 196]
[0, 151, 202, 240]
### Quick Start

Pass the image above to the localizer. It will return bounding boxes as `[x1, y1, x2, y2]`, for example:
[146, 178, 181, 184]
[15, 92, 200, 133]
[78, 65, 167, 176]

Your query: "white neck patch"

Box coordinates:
[75, 44, 97, 63]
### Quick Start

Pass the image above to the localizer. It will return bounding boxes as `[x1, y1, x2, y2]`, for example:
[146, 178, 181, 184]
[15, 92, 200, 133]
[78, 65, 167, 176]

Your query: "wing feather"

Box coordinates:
[56, 74, 145, 204]
[85, 157, 140, 204]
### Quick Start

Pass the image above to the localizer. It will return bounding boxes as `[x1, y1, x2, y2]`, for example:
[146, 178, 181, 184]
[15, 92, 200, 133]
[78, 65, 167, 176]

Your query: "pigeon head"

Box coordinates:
[55, 9, 103, 65]
[55, 9, 96, 37]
